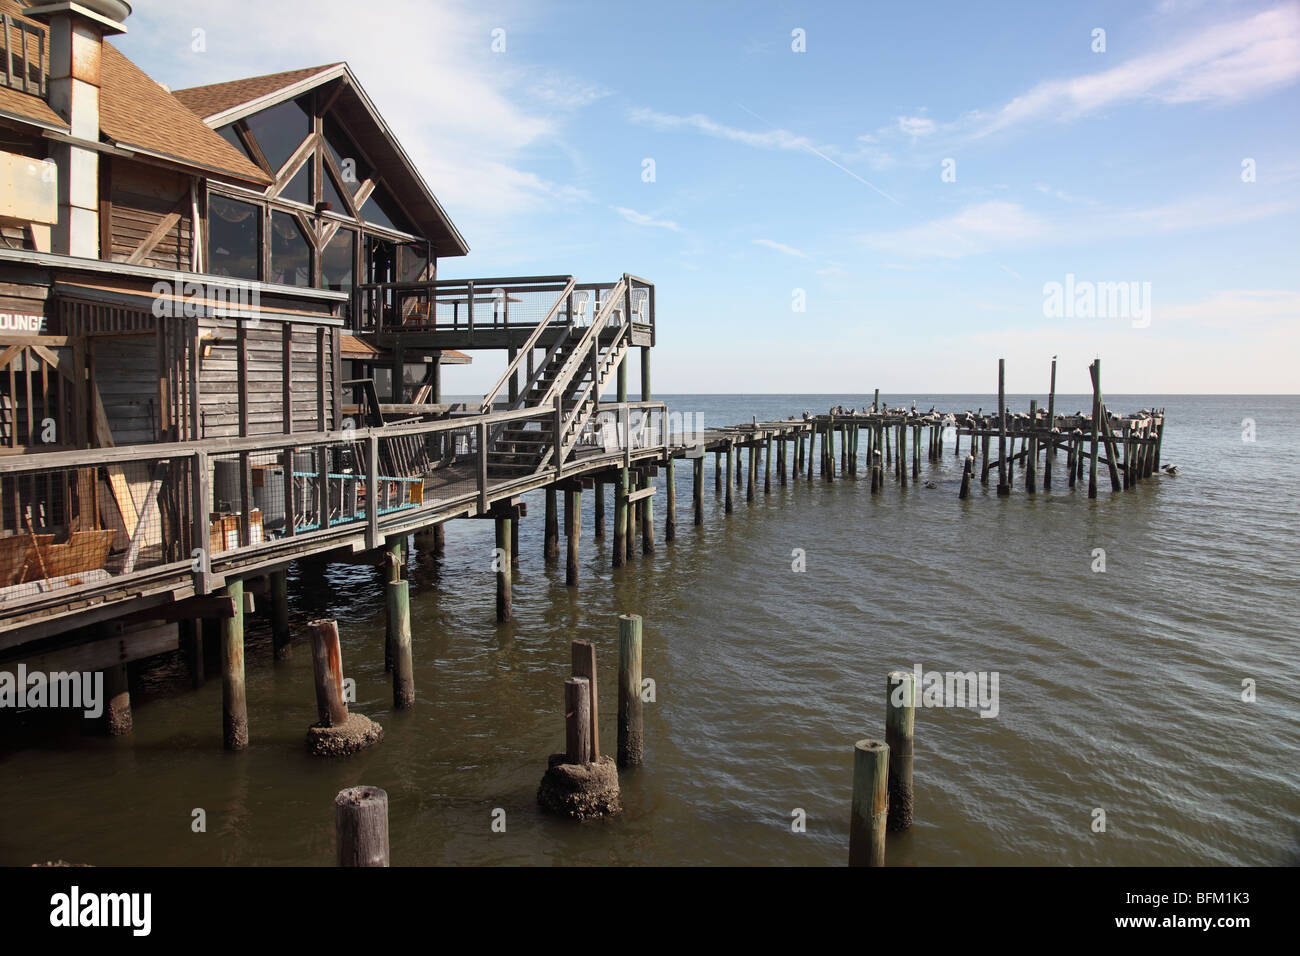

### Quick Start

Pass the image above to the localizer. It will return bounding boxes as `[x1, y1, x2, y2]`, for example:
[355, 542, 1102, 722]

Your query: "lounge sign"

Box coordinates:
[0, 311, 47, 333]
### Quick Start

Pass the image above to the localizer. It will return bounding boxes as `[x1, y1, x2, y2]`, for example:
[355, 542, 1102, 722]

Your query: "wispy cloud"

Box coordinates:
[1160, 289, 1300, 328]
[753, 238, 810, 259]
[861, 201, 1048, 258]
[896, 115, 935, 137]
[614, 206, 682, 232]
[628, 107, 816, 151]
[970, 5, 1300, 137]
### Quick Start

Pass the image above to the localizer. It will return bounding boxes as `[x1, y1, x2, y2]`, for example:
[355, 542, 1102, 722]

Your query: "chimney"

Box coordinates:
[25, 1, 131, 259]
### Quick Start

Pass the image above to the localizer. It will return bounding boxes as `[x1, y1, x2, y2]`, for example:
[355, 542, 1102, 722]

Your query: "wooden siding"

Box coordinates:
[196, 317, 333, 438]
[108, 161, 193, 271]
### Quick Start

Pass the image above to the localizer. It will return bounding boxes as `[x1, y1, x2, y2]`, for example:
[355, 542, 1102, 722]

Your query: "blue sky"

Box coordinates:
[119, 0, 1300, 393]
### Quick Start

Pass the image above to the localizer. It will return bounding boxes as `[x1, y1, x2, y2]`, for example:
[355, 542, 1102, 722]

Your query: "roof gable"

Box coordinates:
[174, 64, 469, 257]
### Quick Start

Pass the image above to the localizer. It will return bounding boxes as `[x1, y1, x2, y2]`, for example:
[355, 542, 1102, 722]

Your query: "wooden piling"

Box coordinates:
[544, 487, 559, 563]
[764, 434, 772, 493]
[495, 517, 512, 621]
[565, 489, 580, 586]
[270, 569, 291, 660]
[389, 580, 414, 707]
[665, 457, 677, 542]
[222, 578, 248, 751]
[1088, 360, 1102, 498]
[565, 676, 592, 764]
[103, 663, 132, 736]
[1044, 358, 1057, 490]
[959, 453, 974, 499]
[714, 450, 722, 493]
[900, 422, 908, 488]
[641, 480, 654, 555]
[384, 536, 402, 672]
[693, 456, 704, 525]
[725, 442, 734, 514]
[335, 786, 389, 867]
[307, 618, 349, 726]
[848, 738, 889, 867]
[570, 640, 599, 760]
[1026, 399, 1038, 493]
[886, 671, 915, 831]
[614, 469, 628, 567]
[617, 613, 643, 767]
[747, 443, 757, 502]
[628, 473, 639, 562]
[594, 480, 605, 538]
[997, 359, 1010, 496]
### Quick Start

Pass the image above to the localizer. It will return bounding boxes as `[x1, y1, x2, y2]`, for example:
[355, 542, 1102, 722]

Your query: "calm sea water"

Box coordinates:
[2, 394, 1297, 866]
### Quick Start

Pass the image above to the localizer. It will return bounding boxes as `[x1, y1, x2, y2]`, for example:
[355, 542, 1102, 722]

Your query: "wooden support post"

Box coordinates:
[912, 425, 920, 480]
[594, 480, 605, 538]
[693, 456, 705, 525]
[384, 536, 402, 672]
[614, 469, 628, 567]
[1026, 399, 1038, 493]
[565, 676, 592, 763]
[764, 435, 772, 493]
[1044, 357, 1057, 490]
[103, 662, 132, 736]
[981, 431, 990, 485]
[997, 359, 1010, 496]
[544, 487, 558, 563]
[665, 457, 676, 542]
[495, 517, 512, 621]
[270, 569, 290, 660]
[959, 453, 975, 499]
[565, 489, 580, 585]
[725, 443, 734, 514]
[335, 786, 389, 867]
[1088, 360, 1101, 499]
[617, 613, 643, 767]
[184, 620, 205, 687]
[389, 580, 414, 706]
[900, 422, 908, 488]
[433, 523, 445, 557]
[307, 618, 349, 726]
[714, 450, 722, 493]
[886, 671, 915, 831]
[570, 640, 599, 760]
[871, 449, 882, 493]
[642, 475, 654, 555]
[747, 442, 756, 502]
[1068, 431, 1078, 488]
[222, 578, 248, 751]
[848, 738, 889, 867]
[627, 472, 638, 562]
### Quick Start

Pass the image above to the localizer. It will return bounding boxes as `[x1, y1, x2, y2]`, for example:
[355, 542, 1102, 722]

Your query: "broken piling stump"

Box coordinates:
[305, 619, 382, 757]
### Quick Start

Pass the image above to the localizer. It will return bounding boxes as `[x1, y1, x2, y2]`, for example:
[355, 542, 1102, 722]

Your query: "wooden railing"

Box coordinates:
[0, 399, 672, 626]
[1, 13, 46, 97]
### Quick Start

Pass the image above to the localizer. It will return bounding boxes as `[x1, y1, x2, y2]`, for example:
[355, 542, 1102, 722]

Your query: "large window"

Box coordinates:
[270, 211, 311, 287]
[244, 97, 310, 173]
[321, 229, 355, 292]
[208, 195, 261, 281]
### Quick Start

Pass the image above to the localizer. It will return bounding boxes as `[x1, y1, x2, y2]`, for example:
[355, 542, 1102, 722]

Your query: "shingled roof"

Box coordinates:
[0, 0, 269, 187]
[171, 64, 343, 122]
[99, 44, 270, 187]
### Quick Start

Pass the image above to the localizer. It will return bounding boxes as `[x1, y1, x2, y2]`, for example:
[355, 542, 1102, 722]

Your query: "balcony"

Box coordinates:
[352, 273, 655, 351]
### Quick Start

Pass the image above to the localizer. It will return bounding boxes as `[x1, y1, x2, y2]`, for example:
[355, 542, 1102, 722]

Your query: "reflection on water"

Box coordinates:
[2, 395, 1297, 866]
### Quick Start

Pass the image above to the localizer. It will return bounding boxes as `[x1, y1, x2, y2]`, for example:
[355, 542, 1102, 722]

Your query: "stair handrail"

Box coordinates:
[535, 318, 629, 471]
[479, 277, 577, 413]
[536, 278, 626, 410]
